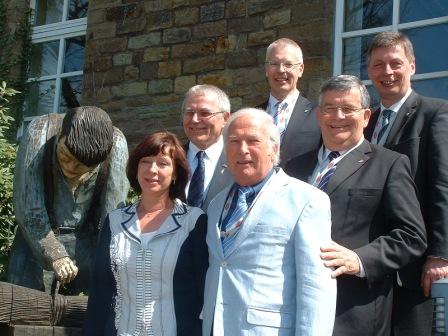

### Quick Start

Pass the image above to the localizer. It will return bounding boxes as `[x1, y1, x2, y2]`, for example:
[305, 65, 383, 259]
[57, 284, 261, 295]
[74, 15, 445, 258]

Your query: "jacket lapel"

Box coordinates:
[203, 151, 233, 208]
[224, 169, 289, 258]
[282, 95, 313, 147]
[326, 140, 372, 195]
[385, 91, 419, 146]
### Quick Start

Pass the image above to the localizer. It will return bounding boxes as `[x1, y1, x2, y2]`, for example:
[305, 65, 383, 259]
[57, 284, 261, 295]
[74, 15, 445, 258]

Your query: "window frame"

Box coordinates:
[333, 0, 448, 86]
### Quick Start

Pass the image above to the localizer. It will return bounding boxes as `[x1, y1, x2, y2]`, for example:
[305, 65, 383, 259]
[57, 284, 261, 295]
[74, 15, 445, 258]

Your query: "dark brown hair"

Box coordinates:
[367, 31, 415, 63]
[127, 132, 189, 202]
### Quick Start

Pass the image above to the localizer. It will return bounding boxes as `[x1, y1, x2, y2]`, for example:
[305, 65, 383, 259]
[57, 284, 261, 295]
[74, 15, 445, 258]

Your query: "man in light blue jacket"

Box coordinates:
[203, 108, 336, 336]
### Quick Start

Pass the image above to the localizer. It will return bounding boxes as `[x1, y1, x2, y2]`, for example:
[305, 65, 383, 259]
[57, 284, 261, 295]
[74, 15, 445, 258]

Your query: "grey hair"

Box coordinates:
[182, 84, 231, 113]
[266, 38, 303, 63]
[318, 75, 370, 108]
[223, 108, 280, 166]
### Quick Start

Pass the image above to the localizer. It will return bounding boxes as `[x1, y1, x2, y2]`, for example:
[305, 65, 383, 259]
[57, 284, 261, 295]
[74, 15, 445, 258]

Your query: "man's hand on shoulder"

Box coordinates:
[320, 241, 360, 278]
[421, 256, 448, 297]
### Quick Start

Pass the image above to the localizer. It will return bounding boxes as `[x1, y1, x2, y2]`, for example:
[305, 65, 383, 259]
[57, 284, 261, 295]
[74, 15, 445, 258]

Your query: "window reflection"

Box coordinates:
[60, 76, 82, 114]
[30, 40, 59, 78]
[400, 0, 448, 23]
[343, 35, 374, 80]
[64, 36, 85, 73]
[412, 78, 448, 100]
[344, 0, 392, 32]
[68, 0, 88, 20]
[25, 80, 56, 117]
[404, 24, 448, 74]
[34, 0, 62, 26]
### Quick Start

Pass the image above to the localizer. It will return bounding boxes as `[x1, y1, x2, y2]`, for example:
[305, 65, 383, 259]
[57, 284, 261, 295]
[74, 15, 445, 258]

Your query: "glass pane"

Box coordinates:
[344, 0, 392, 31]
[30, 40, 60, 78]
[400, 0, 448, 23]
[34, 0, 63, 26]
[366, 85, 380, 108]
[68, 0, 89, 20]
[412, 78, 448, 100]
[59, 76, 82, 113]
[342, 35, 374, 80]
[64, 36, 85, 73]
[25, 80, 56, 117]
[403, 24, 448, 74]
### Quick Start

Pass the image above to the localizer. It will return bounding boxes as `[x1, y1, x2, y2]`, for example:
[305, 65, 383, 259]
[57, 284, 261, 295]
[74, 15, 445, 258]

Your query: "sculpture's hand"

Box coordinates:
[52, 257, 78, 284]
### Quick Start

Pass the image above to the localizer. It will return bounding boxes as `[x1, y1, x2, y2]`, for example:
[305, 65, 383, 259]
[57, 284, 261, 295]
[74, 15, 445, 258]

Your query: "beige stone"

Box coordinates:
[247, 31, 276, 47]
[183, 55, 225, 74]
[143, 47, 170, 62]
[111, 82, 147, 97]
[174, 7, 199, 26]
[263, 9, 291, 28]
[158, 61, 182, 78]
[128, 32, 161, 49]
[113, 53, 133, 66]
[198, 70, 233, 88]
[174, 76, 197, 94]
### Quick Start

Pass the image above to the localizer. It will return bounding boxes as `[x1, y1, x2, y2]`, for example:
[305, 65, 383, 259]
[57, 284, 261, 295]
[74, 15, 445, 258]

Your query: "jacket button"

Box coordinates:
[221, 261, 227, 267]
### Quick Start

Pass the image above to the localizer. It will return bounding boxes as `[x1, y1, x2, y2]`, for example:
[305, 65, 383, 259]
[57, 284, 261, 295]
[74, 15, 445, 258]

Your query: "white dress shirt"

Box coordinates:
[267, 89, 300, 130]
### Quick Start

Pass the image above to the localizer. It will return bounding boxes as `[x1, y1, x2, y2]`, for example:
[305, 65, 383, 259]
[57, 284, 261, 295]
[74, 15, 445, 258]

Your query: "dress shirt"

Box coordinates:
[267, 89, 300, 129]
[186, 137, 224, 199]
[370, 88, 413, 145]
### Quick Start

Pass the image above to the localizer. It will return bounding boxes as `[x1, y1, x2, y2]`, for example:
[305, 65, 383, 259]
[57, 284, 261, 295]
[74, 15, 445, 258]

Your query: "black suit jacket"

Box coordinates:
[285, 140, 427, 336]
[365, 92, 448, 286]
[258, 95, 321, 167]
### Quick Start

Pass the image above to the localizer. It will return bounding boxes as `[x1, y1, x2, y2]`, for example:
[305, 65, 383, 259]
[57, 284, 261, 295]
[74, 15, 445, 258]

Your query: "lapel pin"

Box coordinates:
[358, 159, 364, 163]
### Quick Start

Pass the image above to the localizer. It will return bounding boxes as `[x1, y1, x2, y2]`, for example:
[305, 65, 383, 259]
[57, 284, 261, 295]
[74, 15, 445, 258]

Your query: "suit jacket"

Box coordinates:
[258, 95, 321, 166]
[185, 143, 233, 211]
[285, 140, 427, 336]
[203, 169, 336, 336]
[365, 92, 448, 287]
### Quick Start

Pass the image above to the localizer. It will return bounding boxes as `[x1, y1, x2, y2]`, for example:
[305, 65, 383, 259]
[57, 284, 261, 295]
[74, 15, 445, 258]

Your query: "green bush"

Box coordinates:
[0, 81, 18, 279]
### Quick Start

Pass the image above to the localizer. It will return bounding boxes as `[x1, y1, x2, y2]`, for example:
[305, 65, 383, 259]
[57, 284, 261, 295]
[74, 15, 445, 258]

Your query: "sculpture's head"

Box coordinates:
[56, 106, 114, 179]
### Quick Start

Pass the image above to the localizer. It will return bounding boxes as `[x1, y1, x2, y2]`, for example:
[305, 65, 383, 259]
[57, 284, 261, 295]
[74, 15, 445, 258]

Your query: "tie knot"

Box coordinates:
[237, 185, 254, 200]
[196, 150, 205, 160]
[328, 151, 340, 161]
[382, 109, 393, 120]
[276, 101, 287, 111]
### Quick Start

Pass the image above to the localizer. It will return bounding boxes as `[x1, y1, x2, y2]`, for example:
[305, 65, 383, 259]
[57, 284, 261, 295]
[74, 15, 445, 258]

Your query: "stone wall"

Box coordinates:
[82, 0, 335, 146]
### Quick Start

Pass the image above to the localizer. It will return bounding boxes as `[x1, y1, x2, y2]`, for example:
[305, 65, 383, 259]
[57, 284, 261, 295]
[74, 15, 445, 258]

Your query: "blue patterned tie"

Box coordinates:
[221, 186, 254, 256]
[317, 151, 340, 191]
[187, 151, 205, 207]
[377, 109, 393, 142]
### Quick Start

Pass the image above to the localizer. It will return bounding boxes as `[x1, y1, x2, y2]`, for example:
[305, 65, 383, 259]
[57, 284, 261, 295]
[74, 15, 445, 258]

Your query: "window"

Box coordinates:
[24, 0, 88, 121]
[334, 0, 448, 105]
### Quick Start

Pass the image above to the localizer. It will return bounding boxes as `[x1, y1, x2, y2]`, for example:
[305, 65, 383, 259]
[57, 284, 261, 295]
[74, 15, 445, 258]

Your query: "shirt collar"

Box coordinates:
[318, 136, 365, 165]
[381, 88, 413, 113]
[188, 136, 223, 162]
[268, 89, 300, 109]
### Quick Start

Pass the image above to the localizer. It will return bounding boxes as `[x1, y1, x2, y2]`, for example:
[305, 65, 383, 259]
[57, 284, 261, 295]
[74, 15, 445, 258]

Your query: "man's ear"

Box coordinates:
[223, 111, 231, 122]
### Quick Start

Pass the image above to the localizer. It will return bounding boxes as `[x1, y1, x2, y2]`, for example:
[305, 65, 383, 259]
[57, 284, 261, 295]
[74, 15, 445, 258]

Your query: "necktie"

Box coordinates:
[377, 109, 393, 142]
[272, 101, 288, 139]
[187, 151, 205, 207]
[221, 186, 254, 256]
[317, 151, 340, 191]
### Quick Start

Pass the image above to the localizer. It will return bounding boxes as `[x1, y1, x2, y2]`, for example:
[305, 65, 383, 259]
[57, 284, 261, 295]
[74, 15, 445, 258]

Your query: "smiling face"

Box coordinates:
[265, 43, 304, 101]
[56, 136, 95, 179]
[367, 45, 415, 107]
[318, 89, 371, 151]
[182, 93, 230, 150]
[226, 115, 277, 186]
[137, 152, 175, 198]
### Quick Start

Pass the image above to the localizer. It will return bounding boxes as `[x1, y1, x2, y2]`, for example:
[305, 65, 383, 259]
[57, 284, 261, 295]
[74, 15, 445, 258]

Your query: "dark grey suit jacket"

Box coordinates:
[258, 95, 321, 167]
[285, 140, 427, 336]
[365, 92, 448, 287]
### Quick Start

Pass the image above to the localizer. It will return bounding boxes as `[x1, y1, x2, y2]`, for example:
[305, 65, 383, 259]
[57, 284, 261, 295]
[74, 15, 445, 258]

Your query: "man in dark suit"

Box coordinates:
[258, 38, 321, 166]
[365, 31, 448, 336]
[285, 75, 427, 336]
[182, 84, 233, 211]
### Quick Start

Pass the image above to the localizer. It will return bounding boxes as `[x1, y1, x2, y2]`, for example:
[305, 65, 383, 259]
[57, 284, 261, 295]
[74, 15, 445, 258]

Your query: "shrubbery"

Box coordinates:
[0, 81, 18, 279]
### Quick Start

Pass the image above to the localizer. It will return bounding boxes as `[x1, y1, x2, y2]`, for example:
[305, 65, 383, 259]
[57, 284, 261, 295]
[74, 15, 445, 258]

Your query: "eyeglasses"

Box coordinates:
[265, 61, 301, 70]
[321, 106, 365, 116]
[183, 110, 225, 121]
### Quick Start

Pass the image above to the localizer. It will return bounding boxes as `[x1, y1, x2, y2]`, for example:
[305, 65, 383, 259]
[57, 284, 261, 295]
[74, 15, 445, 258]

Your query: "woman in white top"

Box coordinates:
[84, 132, 208, 336]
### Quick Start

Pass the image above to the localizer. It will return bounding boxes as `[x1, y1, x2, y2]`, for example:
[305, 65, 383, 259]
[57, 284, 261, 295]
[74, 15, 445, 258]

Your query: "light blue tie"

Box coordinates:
[377, 109, 393, 142]
[317, 151, 340, 191]
[221, 186, 254, 256]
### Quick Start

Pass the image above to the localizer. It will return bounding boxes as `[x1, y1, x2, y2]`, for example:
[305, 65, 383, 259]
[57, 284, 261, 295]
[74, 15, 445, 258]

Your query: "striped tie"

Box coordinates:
[187, 151, 205, 207]
[272, 101, 288, 139]
[221, 186, 254, 256]
[317, 151, 340, 191]
[377, 109, 393, 142]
